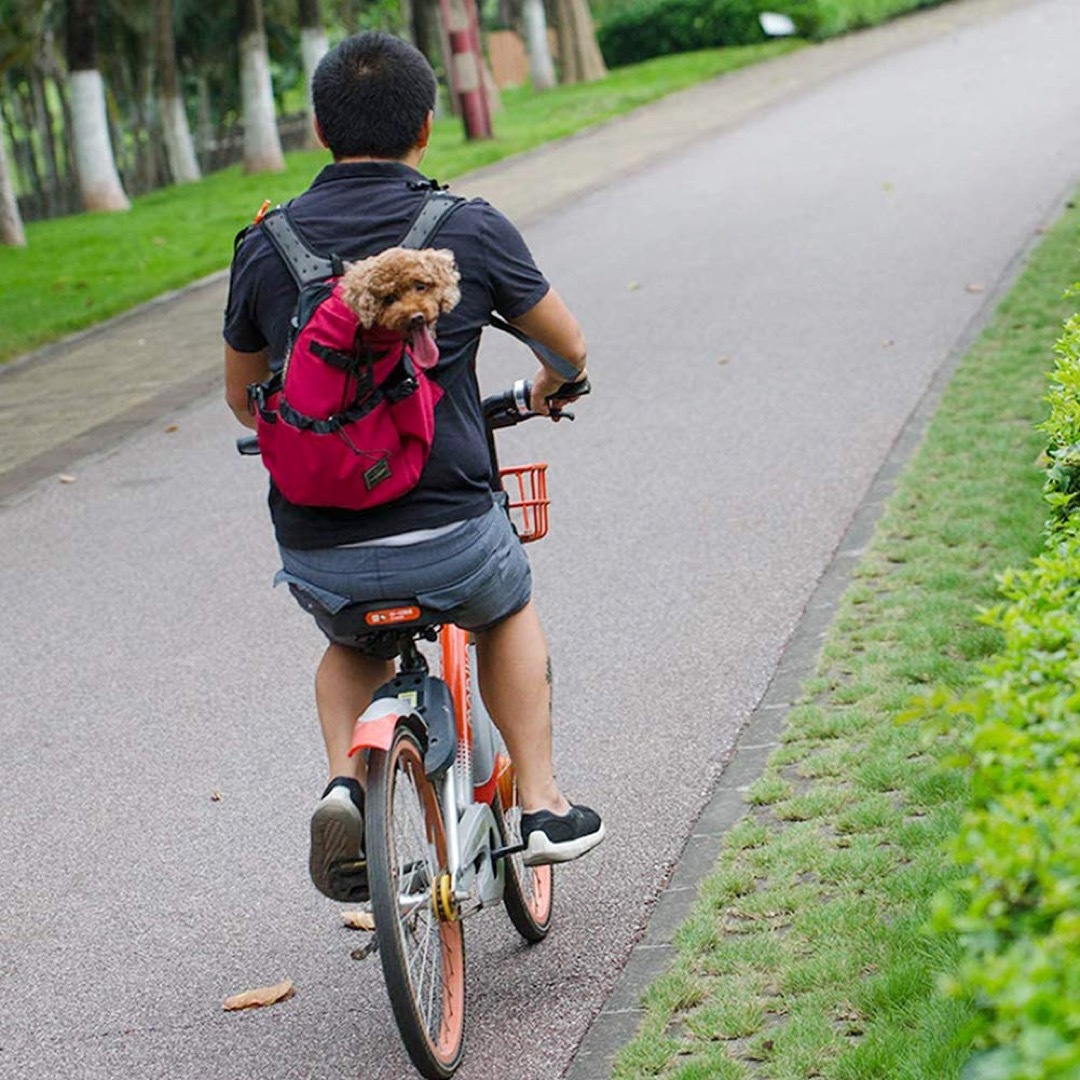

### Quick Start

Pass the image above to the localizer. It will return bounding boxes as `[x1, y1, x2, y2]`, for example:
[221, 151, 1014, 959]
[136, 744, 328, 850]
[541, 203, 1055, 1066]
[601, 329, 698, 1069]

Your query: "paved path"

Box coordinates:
[0, 0, 1030, 503]
[3, 1, 1078, 1078]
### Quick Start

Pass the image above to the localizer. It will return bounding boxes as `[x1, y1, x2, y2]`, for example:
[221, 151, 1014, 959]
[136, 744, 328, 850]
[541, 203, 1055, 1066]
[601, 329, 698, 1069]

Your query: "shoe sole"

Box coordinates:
[310, 800, 364, 901]
[522, 821, 606, 867]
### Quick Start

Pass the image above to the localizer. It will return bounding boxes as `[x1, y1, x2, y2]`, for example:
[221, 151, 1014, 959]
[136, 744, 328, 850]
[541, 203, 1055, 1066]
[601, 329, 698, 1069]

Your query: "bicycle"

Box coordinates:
[238, 373, 589, 1078]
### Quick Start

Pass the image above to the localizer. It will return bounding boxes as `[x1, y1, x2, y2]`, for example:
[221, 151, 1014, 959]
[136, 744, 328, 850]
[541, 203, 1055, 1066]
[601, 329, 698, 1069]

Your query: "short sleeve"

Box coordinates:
[223, 230, 269, 353]
[476, 202, 550, 320]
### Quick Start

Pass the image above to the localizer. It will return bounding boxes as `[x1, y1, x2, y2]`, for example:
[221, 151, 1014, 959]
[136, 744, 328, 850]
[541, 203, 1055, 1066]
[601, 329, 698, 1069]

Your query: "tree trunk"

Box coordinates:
[413, 0, 447, 108]
[66, 0, 131, 211]
[438, 0, 493, 139]
[553, 0, 606, 85]
[299, 0, 328, 150]
[154, 0, 200, 183]
[30, 67, 61, 217]
[13, 82, 45, 210]
[521, 0, 556, 90]
[239, 0, 285, 173]
[340, 0, 358, 35]
[0, 111, 27, 246]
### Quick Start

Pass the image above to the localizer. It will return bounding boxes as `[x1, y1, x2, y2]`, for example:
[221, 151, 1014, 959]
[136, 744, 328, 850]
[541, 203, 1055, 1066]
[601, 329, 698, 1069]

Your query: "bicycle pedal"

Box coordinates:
[491, 841, 527, 861]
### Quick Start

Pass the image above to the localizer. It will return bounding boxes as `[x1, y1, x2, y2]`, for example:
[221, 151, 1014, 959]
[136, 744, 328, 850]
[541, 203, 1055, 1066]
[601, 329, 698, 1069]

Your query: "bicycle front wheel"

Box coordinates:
[367, 725, 466, 1079]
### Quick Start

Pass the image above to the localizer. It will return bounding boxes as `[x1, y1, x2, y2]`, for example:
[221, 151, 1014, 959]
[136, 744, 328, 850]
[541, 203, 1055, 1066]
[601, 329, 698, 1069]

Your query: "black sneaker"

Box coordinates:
[309, 777, 369, 902]
[520, 803, 605, 866]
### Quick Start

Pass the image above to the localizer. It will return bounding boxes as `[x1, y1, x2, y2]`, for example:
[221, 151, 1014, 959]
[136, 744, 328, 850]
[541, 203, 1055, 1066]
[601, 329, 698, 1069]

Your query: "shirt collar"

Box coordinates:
[310, 160, 430, 187]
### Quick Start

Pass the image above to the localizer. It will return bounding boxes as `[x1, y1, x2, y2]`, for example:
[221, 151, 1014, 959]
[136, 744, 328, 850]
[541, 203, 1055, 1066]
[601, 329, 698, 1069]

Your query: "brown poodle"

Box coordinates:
[339, 246, 461, 338]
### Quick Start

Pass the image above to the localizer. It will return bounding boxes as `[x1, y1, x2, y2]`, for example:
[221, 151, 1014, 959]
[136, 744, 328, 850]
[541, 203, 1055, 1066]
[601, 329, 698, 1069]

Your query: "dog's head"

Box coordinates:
[339, 247, 461, 337]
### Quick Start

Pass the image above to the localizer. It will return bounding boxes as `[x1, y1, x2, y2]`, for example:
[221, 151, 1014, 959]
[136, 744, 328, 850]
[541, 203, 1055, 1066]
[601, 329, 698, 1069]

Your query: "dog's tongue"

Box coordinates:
[410, 323, 439, 371]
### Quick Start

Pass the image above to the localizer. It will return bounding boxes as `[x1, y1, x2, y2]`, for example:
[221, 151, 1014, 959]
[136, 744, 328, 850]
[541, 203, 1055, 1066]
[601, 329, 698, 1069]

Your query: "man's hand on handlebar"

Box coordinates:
[530, 366, 589, 416]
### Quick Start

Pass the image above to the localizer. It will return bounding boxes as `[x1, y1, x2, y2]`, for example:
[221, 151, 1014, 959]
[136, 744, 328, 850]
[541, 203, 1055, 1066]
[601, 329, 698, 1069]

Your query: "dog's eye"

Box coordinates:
[382, 294, 398, 306]
[413, 281, 428, 292]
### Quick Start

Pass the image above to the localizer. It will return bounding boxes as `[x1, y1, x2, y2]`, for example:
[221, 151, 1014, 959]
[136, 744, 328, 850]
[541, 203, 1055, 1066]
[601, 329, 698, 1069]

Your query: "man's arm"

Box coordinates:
[225, 345, 271, 430]
[509, 288, 588, 414]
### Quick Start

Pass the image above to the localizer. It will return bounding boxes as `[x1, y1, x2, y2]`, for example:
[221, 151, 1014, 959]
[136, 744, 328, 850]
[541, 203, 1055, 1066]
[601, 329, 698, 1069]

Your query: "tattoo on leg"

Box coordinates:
[545, 655, 553, 716]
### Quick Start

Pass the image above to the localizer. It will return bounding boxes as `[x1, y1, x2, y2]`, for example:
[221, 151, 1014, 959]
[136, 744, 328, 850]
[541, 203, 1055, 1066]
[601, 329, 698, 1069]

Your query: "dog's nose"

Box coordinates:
[409, 313, 426, 329]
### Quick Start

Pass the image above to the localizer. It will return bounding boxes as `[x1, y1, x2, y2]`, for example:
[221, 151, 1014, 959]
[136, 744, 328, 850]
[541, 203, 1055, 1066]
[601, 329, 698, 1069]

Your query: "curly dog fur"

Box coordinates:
[339, 247, 461, 336]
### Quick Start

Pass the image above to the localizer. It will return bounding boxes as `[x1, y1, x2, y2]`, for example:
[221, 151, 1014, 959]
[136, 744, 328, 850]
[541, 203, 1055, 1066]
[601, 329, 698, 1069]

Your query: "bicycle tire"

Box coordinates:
[367, 724, 466, 1079]
[493, 783, 554, 943]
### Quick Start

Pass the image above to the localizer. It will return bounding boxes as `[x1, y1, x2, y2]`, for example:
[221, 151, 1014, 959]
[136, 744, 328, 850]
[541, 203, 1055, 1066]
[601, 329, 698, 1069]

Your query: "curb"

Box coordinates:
[0, 268, 230, 379]
[561, 174, 1077, 1080]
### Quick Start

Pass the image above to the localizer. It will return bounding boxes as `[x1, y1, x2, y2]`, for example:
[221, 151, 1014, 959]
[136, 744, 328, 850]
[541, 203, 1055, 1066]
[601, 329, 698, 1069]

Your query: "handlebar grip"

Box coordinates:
[547, 376, 590, 404]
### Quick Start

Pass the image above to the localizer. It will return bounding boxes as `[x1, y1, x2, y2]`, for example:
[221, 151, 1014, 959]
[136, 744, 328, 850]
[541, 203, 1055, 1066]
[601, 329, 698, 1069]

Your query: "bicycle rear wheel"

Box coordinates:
[367, 725, 466, 1079]
[494, 771, 554, 943]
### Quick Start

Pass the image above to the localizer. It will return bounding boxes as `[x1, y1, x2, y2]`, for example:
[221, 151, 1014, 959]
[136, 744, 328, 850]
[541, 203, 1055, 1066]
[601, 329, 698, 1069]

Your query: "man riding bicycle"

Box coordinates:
[223, 31, 604, 902]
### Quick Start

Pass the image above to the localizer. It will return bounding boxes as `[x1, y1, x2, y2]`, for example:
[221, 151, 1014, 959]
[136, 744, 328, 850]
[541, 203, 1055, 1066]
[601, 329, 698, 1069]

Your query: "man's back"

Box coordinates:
[224, 160, 550, 547]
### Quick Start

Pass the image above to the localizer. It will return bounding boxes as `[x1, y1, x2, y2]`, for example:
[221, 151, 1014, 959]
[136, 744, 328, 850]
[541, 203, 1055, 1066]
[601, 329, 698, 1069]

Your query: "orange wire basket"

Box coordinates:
[499, 463, 549, 543]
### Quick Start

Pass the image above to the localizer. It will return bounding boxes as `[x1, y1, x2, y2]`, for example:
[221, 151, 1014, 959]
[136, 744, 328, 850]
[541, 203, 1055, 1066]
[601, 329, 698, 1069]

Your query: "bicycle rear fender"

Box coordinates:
[347, 673, 457, 778]
[348, 699, 407, 756]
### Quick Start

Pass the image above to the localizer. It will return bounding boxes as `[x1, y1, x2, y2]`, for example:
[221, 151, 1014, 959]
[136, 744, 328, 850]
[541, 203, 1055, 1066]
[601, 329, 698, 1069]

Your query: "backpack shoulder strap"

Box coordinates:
[400, 188, 467, 250]
[260, 205, 335, 288]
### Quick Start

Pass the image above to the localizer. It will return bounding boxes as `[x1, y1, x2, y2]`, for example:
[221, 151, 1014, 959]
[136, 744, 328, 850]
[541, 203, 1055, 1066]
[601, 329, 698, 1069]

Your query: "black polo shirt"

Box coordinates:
[224, 160, 550, 548]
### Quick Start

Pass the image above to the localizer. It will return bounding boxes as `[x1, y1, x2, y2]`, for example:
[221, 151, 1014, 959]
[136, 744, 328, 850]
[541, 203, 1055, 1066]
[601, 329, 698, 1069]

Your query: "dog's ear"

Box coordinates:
[340, 260, 380, 329]
[429, 249, 461, 314]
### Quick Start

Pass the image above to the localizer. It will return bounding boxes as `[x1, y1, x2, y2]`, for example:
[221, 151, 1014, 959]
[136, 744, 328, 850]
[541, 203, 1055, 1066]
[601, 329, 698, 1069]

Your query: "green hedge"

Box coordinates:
[596, 0, 952, 68]
[931, 304, 1080, 1079]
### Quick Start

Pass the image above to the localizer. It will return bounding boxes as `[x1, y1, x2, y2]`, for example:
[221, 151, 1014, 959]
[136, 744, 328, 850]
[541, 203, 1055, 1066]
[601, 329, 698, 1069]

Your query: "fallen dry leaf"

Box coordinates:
[165, 424, 179, 434]
[342, 910, 376, 931]
[58, 474, 77, 484]
[223, 979, 294, 1012]
[627, 281, 641, 291]
[966, 282, 986, 294]
[717, 355, 731, 366]
[210, 790, 222, 802]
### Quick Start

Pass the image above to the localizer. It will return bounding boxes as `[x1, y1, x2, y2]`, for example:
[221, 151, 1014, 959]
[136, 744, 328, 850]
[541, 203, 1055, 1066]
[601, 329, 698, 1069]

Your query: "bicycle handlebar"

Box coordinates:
[236, 376, 590, 455]
[481, 376, 591, 430]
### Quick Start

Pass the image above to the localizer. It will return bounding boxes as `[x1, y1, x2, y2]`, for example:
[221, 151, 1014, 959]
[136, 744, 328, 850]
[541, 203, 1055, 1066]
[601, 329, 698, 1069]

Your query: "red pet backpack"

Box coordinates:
[246, 188, 464, 511]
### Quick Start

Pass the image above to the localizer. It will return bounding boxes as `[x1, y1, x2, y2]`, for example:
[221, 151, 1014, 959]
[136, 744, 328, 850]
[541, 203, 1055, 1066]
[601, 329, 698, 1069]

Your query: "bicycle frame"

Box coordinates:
[349, 627, 512, 914]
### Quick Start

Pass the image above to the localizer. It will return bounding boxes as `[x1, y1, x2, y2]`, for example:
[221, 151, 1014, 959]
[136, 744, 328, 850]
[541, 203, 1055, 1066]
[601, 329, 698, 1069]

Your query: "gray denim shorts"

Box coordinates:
[276, 503, 532, 657]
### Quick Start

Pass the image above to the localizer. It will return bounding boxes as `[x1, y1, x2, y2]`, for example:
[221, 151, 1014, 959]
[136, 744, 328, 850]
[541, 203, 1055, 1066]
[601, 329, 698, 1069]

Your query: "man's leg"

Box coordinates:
[315, 642, 394, 784]
[473, 600, 571, 816]
[309, 642, 394, 901]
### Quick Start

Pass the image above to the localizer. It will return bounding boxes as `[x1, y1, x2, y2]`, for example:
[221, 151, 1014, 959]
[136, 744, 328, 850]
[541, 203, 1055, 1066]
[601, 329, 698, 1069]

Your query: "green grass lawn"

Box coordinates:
[611, 200, 1080, 1078]
[0, 41, 797, 365]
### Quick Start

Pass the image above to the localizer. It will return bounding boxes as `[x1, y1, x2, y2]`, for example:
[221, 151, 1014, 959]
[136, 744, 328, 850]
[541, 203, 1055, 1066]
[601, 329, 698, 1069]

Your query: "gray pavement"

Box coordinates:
[3, 0, 1079, 1078]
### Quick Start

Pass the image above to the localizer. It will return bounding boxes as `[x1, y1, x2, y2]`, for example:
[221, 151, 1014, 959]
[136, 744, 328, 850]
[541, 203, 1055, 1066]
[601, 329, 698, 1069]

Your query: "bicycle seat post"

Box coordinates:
[397, 634, 428, 674]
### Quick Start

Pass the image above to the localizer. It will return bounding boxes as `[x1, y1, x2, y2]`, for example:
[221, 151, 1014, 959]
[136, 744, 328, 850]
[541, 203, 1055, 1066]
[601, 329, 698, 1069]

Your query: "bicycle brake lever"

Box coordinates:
[548, 407, 575, 422]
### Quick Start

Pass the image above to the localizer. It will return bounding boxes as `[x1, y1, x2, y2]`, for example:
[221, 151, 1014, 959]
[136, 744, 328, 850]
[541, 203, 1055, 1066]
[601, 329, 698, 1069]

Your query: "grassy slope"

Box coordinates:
[0, 41, 797, 364]
[612, 200, 1080, 1079]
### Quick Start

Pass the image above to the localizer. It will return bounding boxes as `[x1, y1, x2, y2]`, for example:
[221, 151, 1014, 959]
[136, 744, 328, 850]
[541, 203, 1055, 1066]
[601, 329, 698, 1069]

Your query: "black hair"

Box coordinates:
[312, 32, 437, 161]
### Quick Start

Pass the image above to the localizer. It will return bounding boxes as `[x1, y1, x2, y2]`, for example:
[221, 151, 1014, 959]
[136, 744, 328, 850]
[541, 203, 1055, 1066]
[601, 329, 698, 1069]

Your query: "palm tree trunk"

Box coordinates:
[0, 109, 27, 246]
[239, 0, 285, 172]
[299, 0, 328, 150]
[553, 0, 606, 85]
[154, 0, 200, 183]
[66, 0, 130, 211]
[521, 0, 556, 90]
